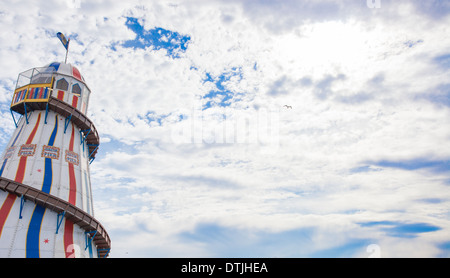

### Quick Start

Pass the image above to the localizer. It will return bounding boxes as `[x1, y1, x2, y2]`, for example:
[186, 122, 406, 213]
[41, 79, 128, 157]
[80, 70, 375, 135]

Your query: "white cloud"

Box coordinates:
[1, 0, 450, 258]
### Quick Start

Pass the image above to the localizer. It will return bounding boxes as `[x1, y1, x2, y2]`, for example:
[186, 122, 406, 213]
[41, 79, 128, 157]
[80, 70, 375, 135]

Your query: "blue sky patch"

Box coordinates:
[420, 83, 450, 107]
[123, 17, 190, 58]
[359, 221, 441, 239]
[404, 39, 423, 48]
[384, 223, 441, 238]
[179, 222, 376, 257]
[267, 76, 290, 96]
[414, 2, 450, 20]
[137, 112, 173, 127]
[179, 223, 320, 257]
[0, 129, 9, 152]
[202, 68, 243, 109]
[372, 158, 450, 173]
[437, 241, 450, 258]
[349, 165, 381, 174]
[433, 53, 450, 69]
[314, 73, 346, 100]
[359, 221, 397, 227]
[418, 198, 444, 204]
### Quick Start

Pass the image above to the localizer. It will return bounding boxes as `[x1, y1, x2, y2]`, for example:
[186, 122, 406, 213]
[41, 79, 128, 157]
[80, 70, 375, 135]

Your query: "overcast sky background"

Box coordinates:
[0, 0, 450, 258]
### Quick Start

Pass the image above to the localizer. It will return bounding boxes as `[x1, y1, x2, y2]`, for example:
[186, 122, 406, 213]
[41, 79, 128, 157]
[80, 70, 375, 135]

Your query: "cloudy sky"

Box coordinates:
[1, 0, 450, 258]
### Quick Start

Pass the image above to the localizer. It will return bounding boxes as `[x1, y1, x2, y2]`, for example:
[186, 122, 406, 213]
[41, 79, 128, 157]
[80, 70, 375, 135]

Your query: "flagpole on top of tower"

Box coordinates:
[65, 38, 70, 63]
[56, 32, 70, 64]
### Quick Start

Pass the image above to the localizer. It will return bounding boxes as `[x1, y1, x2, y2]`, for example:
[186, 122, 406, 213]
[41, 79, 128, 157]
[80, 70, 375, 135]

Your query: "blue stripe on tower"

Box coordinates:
[26, 114, 58, 258]
[26, 205, 46, 257]
[42, 115, 58, 194]
[0, 160, 7, 177]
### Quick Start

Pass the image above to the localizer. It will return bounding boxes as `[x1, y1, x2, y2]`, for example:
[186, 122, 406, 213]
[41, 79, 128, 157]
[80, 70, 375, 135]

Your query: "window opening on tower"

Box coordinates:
[56, 78, 69, 91]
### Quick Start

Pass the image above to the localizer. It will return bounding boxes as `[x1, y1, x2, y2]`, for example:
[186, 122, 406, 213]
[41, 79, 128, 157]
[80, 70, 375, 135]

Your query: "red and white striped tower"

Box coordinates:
[0, 62, 111, 258]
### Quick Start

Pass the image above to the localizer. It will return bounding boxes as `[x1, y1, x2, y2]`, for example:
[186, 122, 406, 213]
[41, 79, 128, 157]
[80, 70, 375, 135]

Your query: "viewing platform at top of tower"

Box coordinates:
[10, 62, 100, 159]
[11, 62, 90, 114]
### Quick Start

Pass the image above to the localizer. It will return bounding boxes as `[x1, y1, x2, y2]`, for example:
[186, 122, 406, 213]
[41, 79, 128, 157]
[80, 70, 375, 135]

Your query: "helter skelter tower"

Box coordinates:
[0, 61, 111, 258]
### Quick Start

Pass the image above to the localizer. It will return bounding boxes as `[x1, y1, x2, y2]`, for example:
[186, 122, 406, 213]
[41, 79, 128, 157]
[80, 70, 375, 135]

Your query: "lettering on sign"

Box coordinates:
[41, 145, 60, 160]
[18, 144, 36, 157]
[65, 150, 79, 165]
[4, 146, 16, 159]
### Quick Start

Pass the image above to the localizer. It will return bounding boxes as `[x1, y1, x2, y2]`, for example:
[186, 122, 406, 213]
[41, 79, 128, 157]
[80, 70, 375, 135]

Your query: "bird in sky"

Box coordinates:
[284, 105, 292, 109]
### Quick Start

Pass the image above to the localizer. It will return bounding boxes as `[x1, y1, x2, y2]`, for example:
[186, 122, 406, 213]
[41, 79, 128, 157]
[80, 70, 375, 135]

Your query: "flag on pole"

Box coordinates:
[56, 32, 70, 50]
